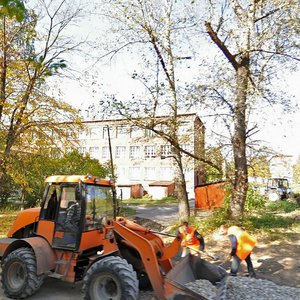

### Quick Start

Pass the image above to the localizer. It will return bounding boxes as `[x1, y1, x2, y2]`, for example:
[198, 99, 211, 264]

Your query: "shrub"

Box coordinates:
[244, 185, 266, 212]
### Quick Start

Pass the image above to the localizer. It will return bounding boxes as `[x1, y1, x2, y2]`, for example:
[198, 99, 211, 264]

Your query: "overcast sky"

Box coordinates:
[56, 63, 299, 162]
[45, 0, 300, 162]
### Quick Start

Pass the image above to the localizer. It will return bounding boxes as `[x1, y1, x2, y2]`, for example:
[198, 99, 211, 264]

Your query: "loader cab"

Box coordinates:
[38, 178, 115, 250]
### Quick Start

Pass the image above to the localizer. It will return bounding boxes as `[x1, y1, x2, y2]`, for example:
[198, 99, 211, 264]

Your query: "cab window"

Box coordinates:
[40, 184, 60, 220]
[85, 185, 114, 231]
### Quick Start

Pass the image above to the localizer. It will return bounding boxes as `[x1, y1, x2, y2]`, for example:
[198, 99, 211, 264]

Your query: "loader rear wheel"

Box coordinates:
[267, 191, 281, 201]
[82, 256, 139, 300]
[1, 247, 44, 299]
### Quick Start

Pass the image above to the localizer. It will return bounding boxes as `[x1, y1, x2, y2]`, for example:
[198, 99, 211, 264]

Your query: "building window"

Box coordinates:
[178, 121, 190, 135]
[89, 147, 99, 158]
[78, 147, 86, 155]
[102, 146, 109, 159]
[145, 129, 155, 137]
[130, 146, 141, 159]
[66, 131, 73, 140]
[145, 145, 156, 158]
[90, 127, 99, 138]
[145, 167, 156, 180]
[130, 126, 143, 138]
[116, 167, 126, 178]
[78, 129, 88, 139]
[103, 126, 113, 139]
[115, 146, 126, 158]
[129, 167, 141, 180]
[161, 144, 172, 157]
[116, 126, 127, 137]
[160, 167, 174, 180]
[184, 168, 192, 180]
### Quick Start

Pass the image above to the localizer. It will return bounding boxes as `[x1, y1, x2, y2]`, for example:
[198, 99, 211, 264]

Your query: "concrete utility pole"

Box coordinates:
[106, 126, 117, 219]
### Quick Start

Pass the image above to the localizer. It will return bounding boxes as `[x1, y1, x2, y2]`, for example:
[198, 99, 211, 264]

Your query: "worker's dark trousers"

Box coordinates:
[230, 254, 256, 276]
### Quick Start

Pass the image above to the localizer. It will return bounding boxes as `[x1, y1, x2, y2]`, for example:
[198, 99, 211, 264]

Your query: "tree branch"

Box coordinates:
[205, 21, 239, 71]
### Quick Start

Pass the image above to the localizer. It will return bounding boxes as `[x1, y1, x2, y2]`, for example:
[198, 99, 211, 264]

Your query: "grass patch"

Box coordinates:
[0, 211, 18, 237]
[243, 213, 295, 231]
[118, 205, 136, 217]
[266, 200, 299, 213]
[121, 196, 177, 206]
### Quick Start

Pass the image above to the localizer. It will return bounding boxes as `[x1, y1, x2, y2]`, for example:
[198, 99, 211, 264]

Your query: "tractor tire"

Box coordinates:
[1, 247, 44, 299]
[82, 256, 139, 300]
[267, 191, 280, 201]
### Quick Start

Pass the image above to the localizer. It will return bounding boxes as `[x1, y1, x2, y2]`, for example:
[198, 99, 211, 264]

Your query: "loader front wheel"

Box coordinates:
[1, 247, 44, 299]
[82, 256, 139, 300]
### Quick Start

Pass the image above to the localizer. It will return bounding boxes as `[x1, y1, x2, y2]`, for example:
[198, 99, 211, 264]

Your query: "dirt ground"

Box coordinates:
[131, 215, 300, 292]
[203, 230, 300, 288]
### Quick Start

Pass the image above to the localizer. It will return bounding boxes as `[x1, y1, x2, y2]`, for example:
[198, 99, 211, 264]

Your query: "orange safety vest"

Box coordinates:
[178, 225, 200, 255]
[227, 226, 257, 260]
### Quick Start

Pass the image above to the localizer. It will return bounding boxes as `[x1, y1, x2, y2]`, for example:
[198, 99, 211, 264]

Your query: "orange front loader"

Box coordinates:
[0, 175, 225, 299]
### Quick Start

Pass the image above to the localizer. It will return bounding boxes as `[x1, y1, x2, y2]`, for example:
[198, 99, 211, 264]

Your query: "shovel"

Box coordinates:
[185, 245, 220, 261]
[149, 230, 220, 261]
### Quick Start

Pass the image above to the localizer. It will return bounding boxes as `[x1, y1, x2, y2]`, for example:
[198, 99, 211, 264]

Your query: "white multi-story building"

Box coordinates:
[270, 155, 293, 180]
[72, 113, 205, 199]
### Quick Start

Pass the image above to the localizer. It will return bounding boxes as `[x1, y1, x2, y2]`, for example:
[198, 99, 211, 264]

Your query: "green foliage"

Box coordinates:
[1, 150, 108, 209]
[0, 0, 26, 21]
[204, 147, 224, 183]
[244, 185, 266, 212]
[248, 154, 271, 178]
[56, 151, 108, 177]
[0, 175, 18, 205]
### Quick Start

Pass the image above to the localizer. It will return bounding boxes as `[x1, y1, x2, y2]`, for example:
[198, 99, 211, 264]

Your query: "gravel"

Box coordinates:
[184, 276, 300, 300]
[185, 279, 218, 299]
[224, 276, 300, 300]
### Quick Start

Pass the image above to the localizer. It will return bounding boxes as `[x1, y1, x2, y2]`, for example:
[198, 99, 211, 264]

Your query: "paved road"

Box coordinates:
[0, 276, 82, 300]
[132, 203, 179, 226]
[129, 199, 196, 227]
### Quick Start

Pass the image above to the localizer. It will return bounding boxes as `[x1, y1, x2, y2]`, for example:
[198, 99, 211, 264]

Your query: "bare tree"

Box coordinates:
[201, 0, 299, 220]
[95, 0, 208, 221]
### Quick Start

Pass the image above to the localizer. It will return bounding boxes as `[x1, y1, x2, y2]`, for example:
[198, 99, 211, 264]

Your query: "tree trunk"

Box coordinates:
[229, 58, 249, 220]
[0, 15, 7, 121]
[173, 146, 190, 222]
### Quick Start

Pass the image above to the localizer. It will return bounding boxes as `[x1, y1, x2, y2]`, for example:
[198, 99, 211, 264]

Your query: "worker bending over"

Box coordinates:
[178, 221, 205, 257]
[219, 225, 256, 277]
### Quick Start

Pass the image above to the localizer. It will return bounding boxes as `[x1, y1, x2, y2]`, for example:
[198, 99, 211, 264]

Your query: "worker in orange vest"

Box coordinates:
[178, 221, 205, 257]
[219, 225, 256, 277]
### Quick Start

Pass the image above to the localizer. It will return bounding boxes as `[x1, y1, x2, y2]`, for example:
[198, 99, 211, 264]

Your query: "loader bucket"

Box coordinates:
[163, 254, 227, 300]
